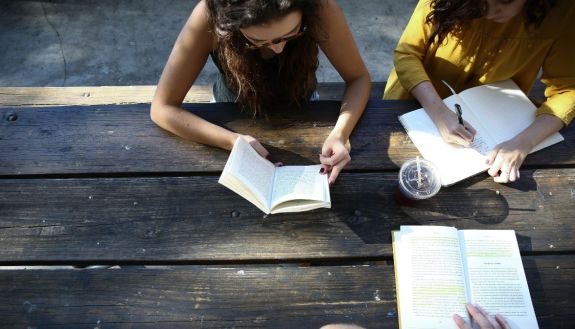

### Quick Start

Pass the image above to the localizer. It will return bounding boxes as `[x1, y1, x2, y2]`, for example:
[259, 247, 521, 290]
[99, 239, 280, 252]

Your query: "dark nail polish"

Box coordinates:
[319, 168, 325, 174]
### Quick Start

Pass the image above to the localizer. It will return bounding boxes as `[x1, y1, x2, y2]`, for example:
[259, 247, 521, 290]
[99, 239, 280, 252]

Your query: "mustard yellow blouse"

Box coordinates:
[384, 0, 575, 126]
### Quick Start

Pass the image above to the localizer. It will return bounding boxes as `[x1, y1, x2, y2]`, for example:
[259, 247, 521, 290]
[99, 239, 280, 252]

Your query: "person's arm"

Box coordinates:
[150, 1, 240, 152]
[316, 0, 371, 184]
[393, 0, 476, 146]
[487, 114, 563, 183]
[486, 14, 574, 183]
[411, 81, 476, 146]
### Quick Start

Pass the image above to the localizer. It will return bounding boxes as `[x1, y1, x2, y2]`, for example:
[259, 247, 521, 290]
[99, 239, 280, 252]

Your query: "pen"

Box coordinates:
[455, 103, 464, 127]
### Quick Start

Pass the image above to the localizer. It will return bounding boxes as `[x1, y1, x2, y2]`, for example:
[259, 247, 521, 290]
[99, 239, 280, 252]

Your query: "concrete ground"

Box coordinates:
[0, 0, 418, 87]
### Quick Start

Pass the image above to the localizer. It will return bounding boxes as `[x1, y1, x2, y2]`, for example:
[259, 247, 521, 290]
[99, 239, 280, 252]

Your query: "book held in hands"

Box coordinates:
[398, 79, 564, 186]
[218, 136, 331, 214]
[392, 225, 539, 329]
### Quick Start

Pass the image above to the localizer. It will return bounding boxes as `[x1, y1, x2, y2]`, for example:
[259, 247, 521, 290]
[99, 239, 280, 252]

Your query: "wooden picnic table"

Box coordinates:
[0, 85, 573, 328]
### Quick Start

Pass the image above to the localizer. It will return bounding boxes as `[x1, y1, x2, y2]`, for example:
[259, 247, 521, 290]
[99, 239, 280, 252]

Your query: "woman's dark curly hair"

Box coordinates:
[205, 0, 324, 117]
[426, 0, 558, 45]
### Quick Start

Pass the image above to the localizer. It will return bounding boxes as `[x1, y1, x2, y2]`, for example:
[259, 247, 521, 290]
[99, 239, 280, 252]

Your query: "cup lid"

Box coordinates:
[399, 158, 441, 199]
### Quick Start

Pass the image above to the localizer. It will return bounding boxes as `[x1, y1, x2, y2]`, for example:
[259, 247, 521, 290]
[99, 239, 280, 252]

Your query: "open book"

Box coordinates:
[392, 226, 539, 329]
[398, 79, 564, 186]
[218, 136, 330, 214]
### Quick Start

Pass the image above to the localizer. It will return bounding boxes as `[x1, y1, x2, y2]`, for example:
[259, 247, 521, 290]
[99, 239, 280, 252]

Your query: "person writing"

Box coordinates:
[384, 0, 574, 183]
[151, 0, 371, 184]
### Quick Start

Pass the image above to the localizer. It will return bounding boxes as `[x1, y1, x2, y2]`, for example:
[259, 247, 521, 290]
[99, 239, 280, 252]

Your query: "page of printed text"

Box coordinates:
[395, 226, 468, 329]
[460, 230, 539, 329]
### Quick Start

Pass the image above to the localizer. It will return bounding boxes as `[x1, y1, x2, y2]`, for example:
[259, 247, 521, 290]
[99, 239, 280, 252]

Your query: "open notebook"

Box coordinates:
[398, 79, 564, 186]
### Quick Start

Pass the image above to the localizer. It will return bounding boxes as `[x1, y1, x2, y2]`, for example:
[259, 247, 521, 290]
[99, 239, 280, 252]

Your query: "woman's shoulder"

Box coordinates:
[180, 0, 217, 51]
[317, 0, 339, 17]
[535, 0, 575, 38]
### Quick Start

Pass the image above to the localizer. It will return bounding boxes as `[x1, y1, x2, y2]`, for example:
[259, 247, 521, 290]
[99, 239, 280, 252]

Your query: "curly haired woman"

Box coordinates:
[151, 0, 371, 184]
[385, 0, 574, 183]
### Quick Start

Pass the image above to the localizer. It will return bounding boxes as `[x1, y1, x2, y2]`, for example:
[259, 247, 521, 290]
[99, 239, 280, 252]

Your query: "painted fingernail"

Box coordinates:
[319, 168, 325, 174]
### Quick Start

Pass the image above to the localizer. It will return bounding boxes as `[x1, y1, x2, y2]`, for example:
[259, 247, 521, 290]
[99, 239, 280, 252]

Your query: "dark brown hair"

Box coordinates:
[205, 0, 324, 117]
[426, 0, 558, 45]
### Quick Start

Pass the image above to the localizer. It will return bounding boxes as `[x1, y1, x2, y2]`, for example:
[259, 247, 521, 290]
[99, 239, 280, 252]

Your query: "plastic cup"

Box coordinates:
[397, 158, 441, 202]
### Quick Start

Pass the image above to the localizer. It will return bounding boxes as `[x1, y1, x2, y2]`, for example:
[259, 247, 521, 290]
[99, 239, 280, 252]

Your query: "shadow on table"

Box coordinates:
[337, 175, 514, 245]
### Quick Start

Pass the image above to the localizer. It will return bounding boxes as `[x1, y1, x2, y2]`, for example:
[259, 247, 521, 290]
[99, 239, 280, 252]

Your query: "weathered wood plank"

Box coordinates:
[0, 83, 387, 107]
[0, 169, 572, 262]
[1, 101, 572, 175]
[0, 80, 547, 107]
[0, 255, 572, 329]
[0, 85, 212, 107]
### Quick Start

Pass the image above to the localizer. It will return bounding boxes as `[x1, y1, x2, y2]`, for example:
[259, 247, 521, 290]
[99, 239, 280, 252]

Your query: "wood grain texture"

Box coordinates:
[1, 101, 573, 175]
[0, 85, 213, 107]
[0, 80, 546, 107]
[0, 83, 387, 107]
[0, 255, 572, 329]
[0, 169, 572, 262]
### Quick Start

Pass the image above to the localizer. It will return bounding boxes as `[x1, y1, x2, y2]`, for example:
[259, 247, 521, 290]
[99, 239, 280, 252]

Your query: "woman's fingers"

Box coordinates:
[487, 146, 499, 166]
[487, 152, 504, 177]
[452, 314, 472, 329]
[495, 314, 511, 329]
[466, 304, 494, 329]
[447, 134, 471, 147]
[475, 304, 500, 329]
[319, 150, 350, 184]
[457, 125, 475, 145]
[463, 120, 477, 136]
[250, 141, 269, 158]
[440, 115, 476, 146]
[243, 135, 270, 159]
[319, 151, 346, 167]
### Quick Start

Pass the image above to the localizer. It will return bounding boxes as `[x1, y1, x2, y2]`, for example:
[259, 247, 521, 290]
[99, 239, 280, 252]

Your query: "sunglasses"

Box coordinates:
[244, 25, 307, 50]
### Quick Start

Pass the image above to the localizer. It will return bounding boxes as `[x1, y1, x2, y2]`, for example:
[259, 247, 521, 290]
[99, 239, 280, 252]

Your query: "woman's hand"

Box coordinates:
[487, 135, 531, 183]
[410, 81, 476, 146]
[453, 303, 510, 329]
[432, 105, 477, 147]
[319, 133, 351, 185]
[242, 135, 283, 167]
[242, 135, 269, 158]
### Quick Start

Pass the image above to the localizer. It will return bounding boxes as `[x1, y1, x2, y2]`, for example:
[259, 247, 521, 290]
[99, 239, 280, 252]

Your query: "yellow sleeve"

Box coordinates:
[393, 0, 433, 92]
[536, 14, 575, 126]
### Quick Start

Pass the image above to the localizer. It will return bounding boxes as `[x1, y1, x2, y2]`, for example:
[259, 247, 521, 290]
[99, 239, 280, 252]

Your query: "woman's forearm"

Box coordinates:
[410, 80, 447, 120]
[515, 114, 564, 150]
[331, 75, 371, 141]
[150, 103, 238, 151]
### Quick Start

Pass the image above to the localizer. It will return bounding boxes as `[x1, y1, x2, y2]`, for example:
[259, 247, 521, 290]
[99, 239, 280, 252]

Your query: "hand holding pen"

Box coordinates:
[430, 102, 477, 146]
[445, 103, 476, 146]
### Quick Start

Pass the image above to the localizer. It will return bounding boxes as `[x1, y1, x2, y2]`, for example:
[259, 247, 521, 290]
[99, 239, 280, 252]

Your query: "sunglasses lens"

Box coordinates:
[244, 27, 305, 50]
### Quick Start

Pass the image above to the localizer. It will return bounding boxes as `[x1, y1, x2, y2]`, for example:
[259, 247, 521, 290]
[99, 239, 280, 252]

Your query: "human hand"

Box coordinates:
[432, 105, 477, 146]
[486, 135, 531, 183]
[320, 325, 365, 329]
[453, 303, 510, 329]
[319, 133, 351, 185]
[242, 135, 282, 167]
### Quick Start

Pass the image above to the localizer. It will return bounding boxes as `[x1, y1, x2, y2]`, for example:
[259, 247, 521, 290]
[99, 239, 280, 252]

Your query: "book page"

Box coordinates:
[399, 94, 496, 186]
[219, 137, 276, 211]
[393, 226, 469, 329]
[460, 80, 563, 152]
[270, 164, 329, 210]
[460, 230, 539, 329]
